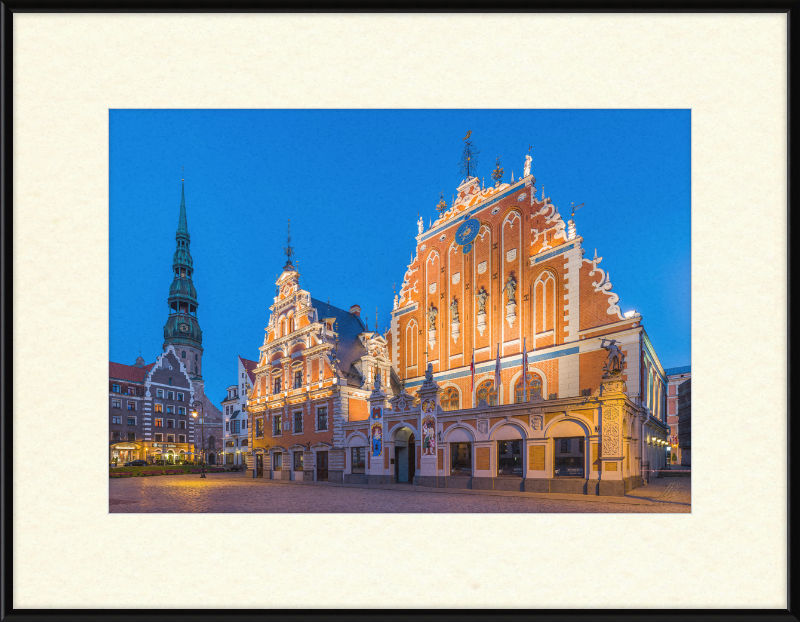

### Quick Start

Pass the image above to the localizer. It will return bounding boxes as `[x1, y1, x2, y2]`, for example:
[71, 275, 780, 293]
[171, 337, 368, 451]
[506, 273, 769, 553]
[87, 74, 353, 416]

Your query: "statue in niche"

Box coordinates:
[427, 304, 438, 330]
[450, 296, 459, 323]
[504, 273, 517, 304]
[476, 286, 489, 314]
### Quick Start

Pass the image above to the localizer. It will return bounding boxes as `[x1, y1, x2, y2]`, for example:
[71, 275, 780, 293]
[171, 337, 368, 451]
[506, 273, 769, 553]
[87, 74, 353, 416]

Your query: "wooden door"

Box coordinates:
[316, 451, 328, 481]
[256, 454, 263, 477]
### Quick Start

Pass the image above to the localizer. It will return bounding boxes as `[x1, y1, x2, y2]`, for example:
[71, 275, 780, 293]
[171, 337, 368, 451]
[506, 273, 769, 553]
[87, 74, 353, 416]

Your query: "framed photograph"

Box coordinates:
[1, 3, 791, 618]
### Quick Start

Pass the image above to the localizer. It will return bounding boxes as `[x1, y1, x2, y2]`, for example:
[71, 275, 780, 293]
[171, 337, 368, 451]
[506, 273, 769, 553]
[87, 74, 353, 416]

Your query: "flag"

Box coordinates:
[494, 343, 501, 398]
[521, 336, 528, 401]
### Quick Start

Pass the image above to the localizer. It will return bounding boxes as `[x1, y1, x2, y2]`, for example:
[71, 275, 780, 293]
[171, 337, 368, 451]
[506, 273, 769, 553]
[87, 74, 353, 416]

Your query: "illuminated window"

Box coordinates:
[293, 452, 304, 471]
[476, 380, 497, 406]
[155, 404, 163, 413]
[256, 419, 264, 437]
[273, 416, 282, 436]
[155, 419, 163, 427]
[441, 387, 460, 411]
[515, 373, 543, 403]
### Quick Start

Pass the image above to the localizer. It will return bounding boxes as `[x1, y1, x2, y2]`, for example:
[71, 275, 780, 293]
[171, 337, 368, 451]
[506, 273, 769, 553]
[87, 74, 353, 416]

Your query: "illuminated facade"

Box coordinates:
[337, 154, 670, 494]
[666, 365, 691, 464]
[221, 356, 257, 467]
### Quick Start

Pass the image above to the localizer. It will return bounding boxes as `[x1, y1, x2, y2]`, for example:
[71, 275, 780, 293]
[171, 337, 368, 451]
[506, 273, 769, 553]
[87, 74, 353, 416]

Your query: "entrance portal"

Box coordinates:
[316, 451, 328, 481]
[394, 428, 416, 484]
[256, 454, 264, 478]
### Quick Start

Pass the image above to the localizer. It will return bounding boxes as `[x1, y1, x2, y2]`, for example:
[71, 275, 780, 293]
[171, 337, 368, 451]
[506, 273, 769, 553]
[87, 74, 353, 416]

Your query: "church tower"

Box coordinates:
[162, 180, 204, 379]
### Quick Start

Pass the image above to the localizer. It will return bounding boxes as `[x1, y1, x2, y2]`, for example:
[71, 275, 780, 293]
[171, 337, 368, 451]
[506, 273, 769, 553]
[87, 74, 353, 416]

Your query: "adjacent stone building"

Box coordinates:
[221, 356, 258, 467]
[678, 378, 691, 467]
[666, 365, 691, 464]
[109, 181, 222, 464]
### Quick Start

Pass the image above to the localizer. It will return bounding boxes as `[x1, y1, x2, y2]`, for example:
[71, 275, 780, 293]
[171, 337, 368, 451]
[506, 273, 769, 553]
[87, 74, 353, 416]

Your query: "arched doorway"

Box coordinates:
[393, 427, 416, 484]
[208, 452, 216, 465]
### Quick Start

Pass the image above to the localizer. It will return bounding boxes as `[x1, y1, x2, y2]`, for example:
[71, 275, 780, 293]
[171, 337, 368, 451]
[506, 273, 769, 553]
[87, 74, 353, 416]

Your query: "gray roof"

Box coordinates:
[665, 365, 691, 376]
[311, 298, 368, 386]
[230, 410, 240, 419]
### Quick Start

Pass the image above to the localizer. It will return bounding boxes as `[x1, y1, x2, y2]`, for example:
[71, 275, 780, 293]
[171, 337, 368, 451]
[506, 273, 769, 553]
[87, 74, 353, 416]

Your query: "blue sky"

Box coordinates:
[110, 109, 690, 403]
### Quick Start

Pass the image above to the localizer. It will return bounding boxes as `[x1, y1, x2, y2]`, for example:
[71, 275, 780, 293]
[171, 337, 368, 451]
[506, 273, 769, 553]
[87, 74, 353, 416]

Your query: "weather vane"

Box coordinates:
[491, 156, 504, 186]
[570, 201, 585, 218]
[436, 191, 447, 213]
[283, 219, 294, 268]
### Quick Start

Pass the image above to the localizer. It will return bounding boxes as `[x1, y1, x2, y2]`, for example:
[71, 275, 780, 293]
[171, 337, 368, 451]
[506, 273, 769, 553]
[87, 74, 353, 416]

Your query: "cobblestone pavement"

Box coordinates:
[110, 473, 690, 513]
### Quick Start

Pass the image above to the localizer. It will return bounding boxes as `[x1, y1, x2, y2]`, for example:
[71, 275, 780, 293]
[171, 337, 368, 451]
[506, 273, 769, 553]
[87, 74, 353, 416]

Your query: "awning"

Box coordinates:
[230, 410, 240, 419]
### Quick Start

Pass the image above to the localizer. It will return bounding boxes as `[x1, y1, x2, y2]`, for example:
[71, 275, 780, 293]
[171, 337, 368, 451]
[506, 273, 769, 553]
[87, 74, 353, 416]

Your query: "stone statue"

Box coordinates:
[504, 274, 517, 304]
[450, 296, 459, 323]
[374, 368, 381, 389]
[427, 304, 438, 330]
[417, 215, 424, 235]
[600, 338, 624, 376]
[476, 286, 489, 314]
[425, 362, 434, 382]
[524, 154, 532, 178]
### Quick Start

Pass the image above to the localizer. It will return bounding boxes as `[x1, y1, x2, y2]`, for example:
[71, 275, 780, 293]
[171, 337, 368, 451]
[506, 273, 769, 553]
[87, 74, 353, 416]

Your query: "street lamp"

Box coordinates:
[191, 401, 206, 478]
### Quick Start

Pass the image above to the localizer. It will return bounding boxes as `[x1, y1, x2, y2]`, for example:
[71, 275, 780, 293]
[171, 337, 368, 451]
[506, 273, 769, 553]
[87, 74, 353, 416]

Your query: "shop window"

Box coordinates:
[476, 380, 498, 406]
[273, 416, 282, 436]
[497, 440, 523, 476]
[112, 416, 121, 424]
[127, 432, 135, 441]
[226, 453, 234, 465]
[441, 387, 460, 411]
[450, 442, 472, 475]
[112, 399, 121, 409]
[351, 447, 366, 474]
[515, 373, 543, 403]
[154, 433, 163, 442]
[127, 416, 136, 426]
[273, 453, 283, 470]
[317, 407, 328, 431]
[112, 384, 120, 393]
[157, 389, 164, 398]
[293, 452, 304, 471]
[256, 419, 264, 437]
[293, 411, 303, 433]
[554, 436, 585, 477]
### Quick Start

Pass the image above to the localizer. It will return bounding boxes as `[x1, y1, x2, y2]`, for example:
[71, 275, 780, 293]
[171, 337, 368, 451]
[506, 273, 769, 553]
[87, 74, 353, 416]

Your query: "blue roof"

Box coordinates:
[665, 365, 691, 376]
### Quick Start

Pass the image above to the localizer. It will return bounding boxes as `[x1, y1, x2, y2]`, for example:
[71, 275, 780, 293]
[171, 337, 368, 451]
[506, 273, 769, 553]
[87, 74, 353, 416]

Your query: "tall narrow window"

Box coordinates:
[533, 271, 557, 336]
[294, 370, 302, 389]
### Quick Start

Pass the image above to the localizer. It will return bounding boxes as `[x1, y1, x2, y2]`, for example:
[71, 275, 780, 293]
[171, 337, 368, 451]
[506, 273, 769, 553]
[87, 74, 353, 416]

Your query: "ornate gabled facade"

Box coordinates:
[246, 254, 397, 483]
[337, 153, 671, 495]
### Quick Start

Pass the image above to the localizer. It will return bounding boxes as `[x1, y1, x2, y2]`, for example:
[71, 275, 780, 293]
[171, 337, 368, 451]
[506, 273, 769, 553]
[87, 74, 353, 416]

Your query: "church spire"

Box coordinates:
[177, 178, 189, 237]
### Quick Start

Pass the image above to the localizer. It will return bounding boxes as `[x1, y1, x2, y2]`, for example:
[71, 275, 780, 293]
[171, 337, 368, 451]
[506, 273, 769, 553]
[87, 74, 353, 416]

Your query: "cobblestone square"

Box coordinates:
[109, 472, 690, 513]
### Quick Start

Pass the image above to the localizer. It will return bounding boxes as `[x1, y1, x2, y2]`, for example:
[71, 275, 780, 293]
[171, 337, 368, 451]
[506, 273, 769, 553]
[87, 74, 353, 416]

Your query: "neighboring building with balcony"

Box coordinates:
[221, 356, 258, 467]
[678, 378, 691, 466]
[665, 365, 691, 464]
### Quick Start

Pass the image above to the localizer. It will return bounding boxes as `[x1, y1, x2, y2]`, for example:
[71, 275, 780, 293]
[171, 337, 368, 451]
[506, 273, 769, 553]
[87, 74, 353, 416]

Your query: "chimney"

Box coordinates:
[349, 304, 361, 317]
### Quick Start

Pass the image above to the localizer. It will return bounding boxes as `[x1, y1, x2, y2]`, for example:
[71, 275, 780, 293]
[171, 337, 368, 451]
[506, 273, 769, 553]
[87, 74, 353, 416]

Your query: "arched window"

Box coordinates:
[515, 373, 543, 403]
[194, 365, 198, 374]
[405, 319, 418, 371]
[476, 380, 498, 406]
[181, 350, 186, 358]
[533, 271, 557, 334]
[441, 387, 460, 411]
[207, 435, 216, 449]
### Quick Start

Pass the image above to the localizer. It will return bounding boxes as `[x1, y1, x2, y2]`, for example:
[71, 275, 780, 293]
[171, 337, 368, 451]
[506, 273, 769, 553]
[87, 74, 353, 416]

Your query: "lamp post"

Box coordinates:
[191, 401, 206, 478]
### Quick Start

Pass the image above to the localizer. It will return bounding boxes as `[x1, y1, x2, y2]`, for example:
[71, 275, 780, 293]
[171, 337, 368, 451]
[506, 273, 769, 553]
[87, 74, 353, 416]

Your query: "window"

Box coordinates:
[293, 452, 304, 471]
[155, 404, 163, 413]
[195, 366, 198, 374]
[515, 373, 543, 403]
[178, 406, 185, 415]
[233, 420, 241, 434]
[155, 418, 163, 427]
[179, 420, 186, 429]
[167, 391, 174, 400]
[476, 380, 498, 406]
[294, 370, 303, 389]
[317, 407, 328, 431]
[581, 388, 592, 397]
[167, 420, 175, 428]
[451, 442, 472, 475]
[177, 393, 184, 402]
[241, 439, 248, 447]
[273, 453, 282, 470]
[157, 389, 164, 398]
[127, 386, 136, 395]
[226, 440, 235, 447]
[497, 440, 523, 476]
[274, 378, 282, 394]
[273, 416, 282, 435]
[226, 452, 234, 465]
[441, 387, 460, 411]
[256, 419, 264, 437]
[555, 436, 585, 477]
[167, 434, 175, 443]
[112, 399, 121, 409]
[179, 435, 186, 443]
[111, 432, 121, 441]
[168, 378, 172, 386]
[166, 405, 174, 414]
[127, 416, 136, 426]
[112, 384, 120, 393]
[182, 351, 186, 358]
[111, 416, 121, 424]
[195, 354, 198, 361]
[225, 421, 230, 431]
[293, 411, 303, 433]
[154, 433, 163, 442]
[127, 401, 136, 411]
[127, 432, 136, 441]
[351, 447, 366, 474]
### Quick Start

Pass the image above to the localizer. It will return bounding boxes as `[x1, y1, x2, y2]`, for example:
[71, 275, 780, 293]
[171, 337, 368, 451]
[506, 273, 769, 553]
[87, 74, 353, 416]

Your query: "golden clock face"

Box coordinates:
[179, 323, 189, 333]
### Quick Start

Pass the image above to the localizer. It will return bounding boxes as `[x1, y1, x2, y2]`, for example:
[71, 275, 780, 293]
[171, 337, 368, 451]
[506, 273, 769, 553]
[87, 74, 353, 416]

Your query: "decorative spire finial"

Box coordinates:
[436, 191, 447, 214]
[491, 156, 504, 187]
[459, 130, 480, 179]
[282, 219, 294, 270]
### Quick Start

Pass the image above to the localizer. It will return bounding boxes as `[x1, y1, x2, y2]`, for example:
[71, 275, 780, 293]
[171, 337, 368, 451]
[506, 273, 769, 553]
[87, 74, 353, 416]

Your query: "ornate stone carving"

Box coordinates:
[530, 414, 543, 430]
[602, 405, 621, 456]
[477, 261, 487, 274]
